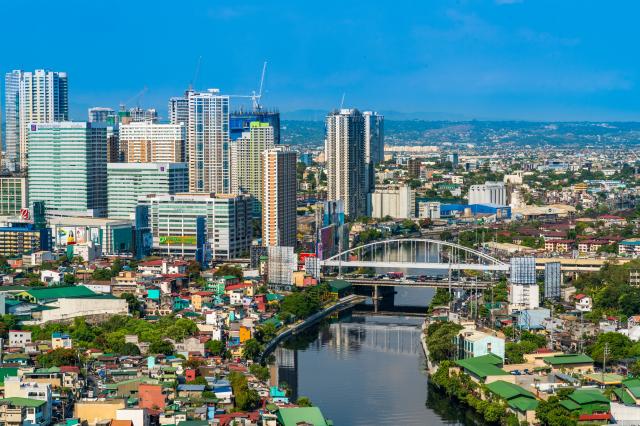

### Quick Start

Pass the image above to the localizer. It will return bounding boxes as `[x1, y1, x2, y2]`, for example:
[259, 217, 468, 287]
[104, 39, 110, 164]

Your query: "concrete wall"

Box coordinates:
[39, 297, 128, 323]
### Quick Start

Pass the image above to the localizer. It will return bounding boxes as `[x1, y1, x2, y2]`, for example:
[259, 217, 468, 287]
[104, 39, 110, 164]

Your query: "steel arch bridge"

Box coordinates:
[319, 238, 510, 273]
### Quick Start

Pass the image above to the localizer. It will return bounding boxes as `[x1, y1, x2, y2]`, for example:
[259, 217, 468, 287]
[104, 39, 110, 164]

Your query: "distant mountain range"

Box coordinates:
[281, 109, 486, 121]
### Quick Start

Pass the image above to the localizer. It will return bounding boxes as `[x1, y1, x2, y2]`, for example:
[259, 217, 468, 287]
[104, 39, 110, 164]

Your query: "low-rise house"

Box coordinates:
[8, 331, 31, 349]
[74, 399, 126, 426]
[176, 384, 205, 399]
[486, 380, 538, 424]
[544, 239, 573, 253]
[0, 397, 48, 426]
[559, 389, 611, 423]
[275, 407, 331, 426]
[454, 328, 505, 360]
[52, 332, 72, 349]
[542, 353, 594, 373]
[619, 238, 640, 257]
[454, 354, 514, 384]
[574, 294, 592, 312]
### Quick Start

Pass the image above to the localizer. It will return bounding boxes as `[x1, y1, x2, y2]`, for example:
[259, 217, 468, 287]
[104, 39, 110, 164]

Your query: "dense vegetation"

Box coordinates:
[425, 321, 463, 362]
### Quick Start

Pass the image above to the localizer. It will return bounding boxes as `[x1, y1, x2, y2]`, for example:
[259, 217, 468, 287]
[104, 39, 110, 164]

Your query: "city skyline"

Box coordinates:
[2, 0, 640, 122]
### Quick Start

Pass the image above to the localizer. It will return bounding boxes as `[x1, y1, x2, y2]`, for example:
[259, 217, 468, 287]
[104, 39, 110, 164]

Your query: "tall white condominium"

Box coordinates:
[262, 146, 297, 248]
[325, 109, 367, 219]
[4, 70, 68, 170]
[233, 121, 275, 215]
[168, 91, 191, 125]
[88, 107, 115, 123]
[187, 89, 230, 193]
[28, 122, 107, 217]
[468, 181, 507, 205]
[120, 122, 185, 163]
[363, 111, 384, 192]
[107, 163, 188, 219]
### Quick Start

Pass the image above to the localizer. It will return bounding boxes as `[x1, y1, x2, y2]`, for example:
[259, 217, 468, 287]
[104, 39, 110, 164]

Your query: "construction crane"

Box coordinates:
[120, 87, 148, 111]
[229, 61, 268, 111]
[189, 56, 203, 91]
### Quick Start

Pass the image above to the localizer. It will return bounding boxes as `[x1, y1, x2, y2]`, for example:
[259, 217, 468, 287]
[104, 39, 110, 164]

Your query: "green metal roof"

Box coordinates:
[22, 285, 96, 301]
[0, 367, 18, 385]
[508, 396, 539, 412]
[624, 378, 640, 398]
[614, 387, 636, 405]
[455, 354, 508, 379]
[542, 353, 594, 366]
[0, 397, 46, 408]
[276, 407, 330, 426]
[559, 399, 581, 411]
[568, 389, 609, 405]
[486, 380, 536, 400]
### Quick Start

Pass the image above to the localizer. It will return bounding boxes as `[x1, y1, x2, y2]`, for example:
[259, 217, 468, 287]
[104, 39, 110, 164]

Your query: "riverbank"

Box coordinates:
[260, 294, 366, 361]
[421, 319, 438, 374]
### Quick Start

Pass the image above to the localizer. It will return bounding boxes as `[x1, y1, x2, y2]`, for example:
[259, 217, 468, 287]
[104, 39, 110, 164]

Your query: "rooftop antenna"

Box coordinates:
[189, 56, 203, 91]
[340, 93, 346, 109]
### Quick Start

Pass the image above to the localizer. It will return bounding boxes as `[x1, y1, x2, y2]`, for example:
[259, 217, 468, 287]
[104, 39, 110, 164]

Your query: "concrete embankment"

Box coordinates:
[421, 319, 438, 375]
[260, 294, 366, 362]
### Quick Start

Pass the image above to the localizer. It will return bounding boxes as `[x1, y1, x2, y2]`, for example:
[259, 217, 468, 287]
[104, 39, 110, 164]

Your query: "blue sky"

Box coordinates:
[2, 0, 639, 121]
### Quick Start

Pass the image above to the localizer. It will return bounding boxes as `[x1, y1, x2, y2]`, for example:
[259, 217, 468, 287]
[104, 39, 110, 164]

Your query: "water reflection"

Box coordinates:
[269, 309, 482, 426]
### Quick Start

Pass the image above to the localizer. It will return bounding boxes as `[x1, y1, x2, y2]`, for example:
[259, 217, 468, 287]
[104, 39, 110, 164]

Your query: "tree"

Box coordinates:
[280, 292, 321, 319]
[256, 323, 278, 344]
[242, 339, 262, 361]
[63, 273, 76, 285]
[228, 371, 261, 410]
[296, 396, 313, 407]
[92, 268, 112, 281]
[187, 260, 201, 279]
[249, 363, 270, 382]
[37, 348, 78, 367]
[425, 321, 463, 362]
[588, 332, 632, 364]
[121, 293, 142, 316]
[205, 339, 227, 357]
[149, 340, 174, 355]
[214, 264, 243, 280]
[111, 258, 123, 277]
[535, 396, 577, 426]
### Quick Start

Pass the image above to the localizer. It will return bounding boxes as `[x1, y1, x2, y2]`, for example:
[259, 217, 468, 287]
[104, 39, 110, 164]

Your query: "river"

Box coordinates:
[269, 286, 487, 425]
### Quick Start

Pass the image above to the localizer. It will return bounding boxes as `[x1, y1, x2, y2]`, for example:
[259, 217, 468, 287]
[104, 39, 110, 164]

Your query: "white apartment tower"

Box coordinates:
[187, 89, 230, 193]
[4, 69, 68, 170]
[262, 146, 297, 248]
[168, 92, 191, 125]
[325, 109, 367, 219]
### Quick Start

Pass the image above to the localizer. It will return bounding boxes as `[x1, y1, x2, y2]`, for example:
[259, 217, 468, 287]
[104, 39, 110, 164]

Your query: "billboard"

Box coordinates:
[159, 235, 197, 245]
[56, 226, 102, 247]
[322, 200, 345, 227]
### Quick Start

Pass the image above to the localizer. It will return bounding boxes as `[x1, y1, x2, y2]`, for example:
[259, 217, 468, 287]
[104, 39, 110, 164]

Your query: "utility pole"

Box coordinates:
[602, 342, 610, 386]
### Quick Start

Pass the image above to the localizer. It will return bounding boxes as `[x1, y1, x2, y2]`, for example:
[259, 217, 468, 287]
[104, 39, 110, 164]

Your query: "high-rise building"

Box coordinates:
[230, 110, 280, 144]
[187, 89, 230, 193]
[107, 163, 188, 219]
[509, 257, 539, 312]
[0, 176, 27, 216]
[325, 109, 367, 219]
[262, 146, 297, 248]
[544, 262, 562, 300]
[168, 92, 191, 125]
[27, 122, 107, 217]
[468, 182, 507, 206]
[232, 121, 275, 215]
[4, 71, 22, 170]
[129, 107, 158, 123]
[4, 70, 68, 170]
[363, 111, 384, 192]
[106, 125, 120, 162]
[139, 193, 252, 259]
[88, 107, 116, 123]
[120, 122, 185, 163]
[370, 185, 415, 219]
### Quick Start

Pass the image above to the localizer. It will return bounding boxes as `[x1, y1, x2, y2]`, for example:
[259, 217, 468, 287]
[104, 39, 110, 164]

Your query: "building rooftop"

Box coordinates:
[542, 354, 594, 366]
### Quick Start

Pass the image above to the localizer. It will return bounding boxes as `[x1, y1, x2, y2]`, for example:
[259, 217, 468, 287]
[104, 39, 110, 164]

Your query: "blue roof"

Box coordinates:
[177, 384, 205, 391]
[621, 240, 640, 246]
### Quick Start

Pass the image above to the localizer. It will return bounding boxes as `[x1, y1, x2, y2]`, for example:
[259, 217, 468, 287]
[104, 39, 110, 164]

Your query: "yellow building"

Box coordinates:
[239, 326, 252, 343]
[74, 399, 126, 426]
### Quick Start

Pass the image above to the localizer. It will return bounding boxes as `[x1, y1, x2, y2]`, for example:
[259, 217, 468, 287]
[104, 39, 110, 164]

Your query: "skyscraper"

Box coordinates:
[232, 121, 275, 215]
[262, 146, 297, 248]
[187, 89, 230, 193]
[363, 111, 384, 191]
[4, 70, 68, 170]
[4, 71, 22, 170]
[88, 107, 116, 123]
[120, 122, 185, 163]
[230, 110, 280, 143]
[325, 109, 367, 219]
[129, 107, 158, 123]
[107, 163, 188, 219]
[28, 122, 107, 217]
[168, 92, 191, 125]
